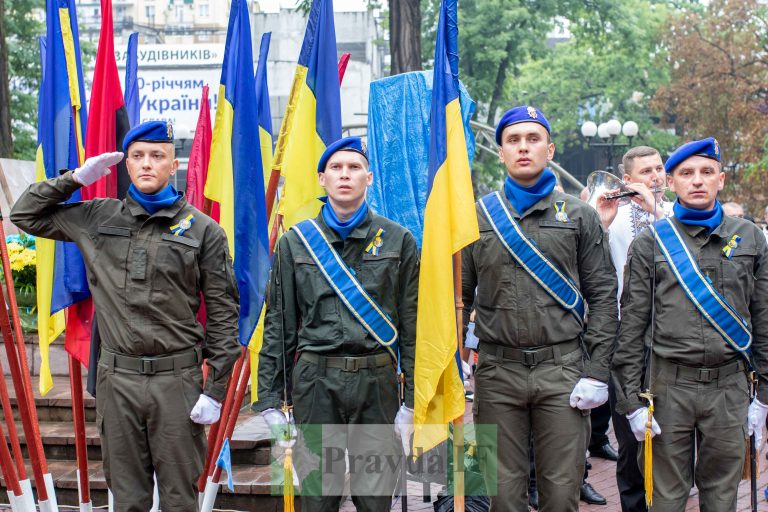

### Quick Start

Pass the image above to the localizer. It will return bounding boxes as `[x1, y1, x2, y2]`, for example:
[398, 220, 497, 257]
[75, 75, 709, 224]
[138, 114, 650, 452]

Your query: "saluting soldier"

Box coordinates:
[10, 121, 241, 512]
[463, 106, 618, 511]
[253, 136, 419, 512]
[612, 138, 768, 510]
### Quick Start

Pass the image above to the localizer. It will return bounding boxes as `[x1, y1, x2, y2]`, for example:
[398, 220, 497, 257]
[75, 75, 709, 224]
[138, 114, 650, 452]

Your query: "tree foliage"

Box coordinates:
[651, 0, 768, 211]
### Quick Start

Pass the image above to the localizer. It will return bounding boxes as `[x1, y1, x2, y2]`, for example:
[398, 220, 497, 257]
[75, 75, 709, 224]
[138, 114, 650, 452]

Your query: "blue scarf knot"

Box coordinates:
[503, 168, 557, 215]
[673, 200, 723, 234]
[128, 184, 181, 215]
[321, 199, 369, 240]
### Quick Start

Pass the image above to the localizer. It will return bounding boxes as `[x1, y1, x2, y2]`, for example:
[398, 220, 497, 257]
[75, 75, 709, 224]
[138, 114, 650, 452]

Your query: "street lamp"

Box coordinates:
[581, 119, 639, 174]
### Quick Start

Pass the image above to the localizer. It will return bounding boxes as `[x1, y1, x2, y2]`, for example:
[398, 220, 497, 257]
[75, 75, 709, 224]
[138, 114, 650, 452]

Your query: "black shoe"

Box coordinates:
[580, 482, 607, 505]
[589, 442, 619, 461]
[528, 488, 539, 510]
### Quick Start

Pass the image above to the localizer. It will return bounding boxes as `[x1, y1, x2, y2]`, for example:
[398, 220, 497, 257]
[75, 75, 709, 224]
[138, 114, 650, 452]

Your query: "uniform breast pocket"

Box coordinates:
[722, 248, 756, 303]
[538, 220, 578, 269]
[360, 252, 400, 303]
[93, 225, 133, 289]
[151, 234, 200, 319]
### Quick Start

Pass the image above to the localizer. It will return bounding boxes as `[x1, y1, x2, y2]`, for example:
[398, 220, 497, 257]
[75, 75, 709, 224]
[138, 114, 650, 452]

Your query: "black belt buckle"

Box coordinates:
[141, 358, 157, 375]
[522, 350, 537, 367]
[343, 358, 360, 372]
[697, 368, 713, 383]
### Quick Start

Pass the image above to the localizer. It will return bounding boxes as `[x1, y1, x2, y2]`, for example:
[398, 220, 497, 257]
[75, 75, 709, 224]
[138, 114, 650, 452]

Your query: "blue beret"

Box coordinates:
[495, 106, 551, 145]
[317, 136, 368, 173]
[664, 137, 721, 173]
[122, 121, 174, 151]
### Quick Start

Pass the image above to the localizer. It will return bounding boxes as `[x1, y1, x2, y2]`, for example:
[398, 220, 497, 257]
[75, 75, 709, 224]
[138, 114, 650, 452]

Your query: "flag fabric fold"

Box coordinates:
[204, 0, 270, 347]
[413, 0, 479, 454]
[36, 0, 92, 393]
[124, 32, 140, 128]
[186, 85, 212, 211]
[274, 0, 342, 229]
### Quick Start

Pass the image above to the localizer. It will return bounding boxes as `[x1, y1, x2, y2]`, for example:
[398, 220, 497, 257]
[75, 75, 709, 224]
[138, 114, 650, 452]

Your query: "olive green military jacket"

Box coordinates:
[254, 209, 419, 411]
[10, 172, 241, 401]
[461, 189, 618, 382]
[613, 215, 768, 414]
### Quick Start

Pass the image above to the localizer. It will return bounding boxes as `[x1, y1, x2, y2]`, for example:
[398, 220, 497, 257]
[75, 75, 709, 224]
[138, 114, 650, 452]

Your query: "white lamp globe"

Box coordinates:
[581, 121, 597, 138]
[622, 120, 639, 138]
[606, 119, 622, 137]
[597, 123, 610, 139]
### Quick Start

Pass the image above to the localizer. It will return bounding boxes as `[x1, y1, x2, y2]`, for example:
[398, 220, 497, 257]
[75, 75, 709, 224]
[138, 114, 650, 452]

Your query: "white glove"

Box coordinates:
[626, 407, 662, 442]
[189, 394, 221, 425]
[261, 408, 296, 448]
[569, 378, 609, 410]
[747, 399, 768, 450]
[393, 405, 414, 456]
[72, 151, 123, 186]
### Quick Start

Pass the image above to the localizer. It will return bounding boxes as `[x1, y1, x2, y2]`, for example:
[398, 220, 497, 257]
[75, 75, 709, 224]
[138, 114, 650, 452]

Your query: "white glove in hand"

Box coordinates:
[393, 405, 415, 456]
[747, 399, 768, 450]
[569, 378, 609, 410]
[626, 407, 661, 442]
[72, 151, 123, 186]
[189, 394, 221, 425]
[261, 408, 296, 447]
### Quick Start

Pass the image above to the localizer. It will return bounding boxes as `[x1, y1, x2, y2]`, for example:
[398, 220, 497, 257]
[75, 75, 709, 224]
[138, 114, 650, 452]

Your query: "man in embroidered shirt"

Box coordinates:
[462, 106, 618, 511]
[613, 137, 768, 510]
[253, 136, 419, 512]
[10, 120, 241, 511]
[594, 145, 672, 511]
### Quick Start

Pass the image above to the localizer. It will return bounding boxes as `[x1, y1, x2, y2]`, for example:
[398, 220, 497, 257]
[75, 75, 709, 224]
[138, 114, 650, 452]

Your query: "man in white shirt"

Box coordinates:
[595, 145, 672, 512]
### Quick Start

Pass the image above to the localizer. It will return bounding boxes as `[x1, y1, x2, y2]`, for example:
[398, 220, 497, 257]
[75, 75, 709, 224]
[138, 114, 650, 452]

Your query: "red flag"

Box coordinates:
[186, 86, 212, 210]
[337, 53, 351, 84]
[72, 0, 130, 366]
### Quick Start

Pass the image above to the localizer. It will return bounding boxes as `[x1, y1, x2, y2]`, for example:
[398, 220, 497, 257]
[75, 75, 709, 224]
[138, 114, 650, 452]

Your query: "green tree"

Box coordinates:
[3, 0, 44, 160]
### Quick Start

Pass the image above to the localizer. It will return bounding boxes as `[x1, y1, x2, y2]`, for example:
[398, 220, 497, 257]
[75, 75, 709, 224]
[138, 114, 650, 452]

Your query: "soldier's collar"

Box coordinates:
[126, 192, 187, 218]
[500, 187, 557, 219]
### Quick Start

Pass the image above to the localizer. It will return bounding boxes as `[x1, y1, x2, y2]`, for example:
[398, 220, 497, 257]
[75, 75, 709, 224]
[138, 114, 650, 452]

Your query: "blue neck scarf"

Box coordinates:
[673, 200, 723, 234]
[128, 183, 181, 215]
[322, 199, 369, 240]
[503, 168, 557, 215]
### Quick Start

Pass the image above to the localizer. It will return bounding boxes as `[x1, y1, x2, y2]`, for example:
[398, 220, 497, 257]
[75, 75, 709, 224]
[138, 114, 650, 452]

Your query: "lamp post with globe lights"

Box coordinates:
[580, 119, 639, 174]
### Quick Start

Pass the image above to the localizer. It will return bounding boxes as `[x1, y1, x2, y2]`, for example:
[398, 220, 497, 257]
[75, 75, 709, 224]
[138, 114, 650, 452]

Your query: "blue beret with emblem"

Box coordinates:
[317, 136, 368, 173]
[664, 137, 721, 173]
[495, 106, 551, 145]
[122, 120, 175, 152]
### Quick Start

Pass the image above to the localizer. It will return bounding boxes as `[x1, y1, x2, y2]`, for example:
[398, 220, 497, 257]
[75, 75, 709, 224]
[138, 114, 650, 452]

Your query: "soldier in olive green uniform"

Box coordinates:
[463, 106, 618, 511]
[253, 137, 419, 512]
[613, 138, 768, 511]
[11, 121, 241, 512]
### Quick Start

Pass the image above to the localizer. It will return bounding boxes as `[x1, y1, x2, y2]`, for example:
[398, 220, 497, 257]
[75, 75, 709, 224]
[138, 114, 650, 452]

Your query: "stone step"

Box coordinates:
[0, 333, 69, 377]
[0, 460, 285, 511]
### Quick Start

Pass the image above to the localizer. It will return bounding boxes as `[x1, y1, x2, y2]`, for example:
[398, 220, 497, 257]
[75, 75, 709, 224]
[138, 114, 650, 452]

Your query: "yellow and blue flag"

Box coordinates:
[275, 0, 342, 228]
[36, 0, 92, 394]
[413, 0, 479, 453]
[249, 31, 275, 402]
[204, 0, 271, 346]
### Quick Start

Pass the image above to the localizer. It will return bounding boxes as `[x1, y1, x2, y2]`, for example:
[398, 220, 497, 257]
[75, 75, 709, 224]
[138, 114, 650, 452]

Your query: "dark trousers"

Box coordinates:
[609, 380, 646, 512]
[589, 401, 611, 451]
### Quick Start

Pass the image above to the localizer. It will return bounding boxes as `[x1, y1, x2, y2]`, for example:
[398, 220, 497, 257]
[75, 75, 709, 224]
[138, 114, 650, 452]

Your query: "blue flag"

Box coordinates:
[215, 438, 234, 491]
[124, 32, 140, 127]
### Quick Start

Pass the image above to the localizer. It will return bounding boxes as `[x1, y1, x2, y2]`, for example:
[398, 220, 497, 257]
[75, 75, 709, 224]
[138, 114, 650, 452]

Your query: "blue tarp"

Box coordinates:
[367, 71, 476, 247]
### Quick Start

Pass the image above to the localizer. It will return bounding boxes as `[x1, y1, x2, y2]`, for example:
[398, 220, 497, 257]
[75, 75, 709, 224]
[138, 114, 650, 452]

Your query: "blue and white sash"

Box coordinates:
[292, 219, 398, 360]
[651, 218, 751, 351]
[479, 192, 585, 321]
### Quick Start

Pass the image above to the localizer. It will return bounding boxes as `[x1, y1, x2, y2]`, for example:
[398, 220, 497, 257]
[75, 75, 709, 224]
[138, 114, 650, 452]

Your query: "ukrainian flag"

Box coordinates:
[35, 0, 91, 395]
[204, 0, 271, 347]
[275, 0, 342, 229]
[249, 31, 274, 402]
[413, 0, 479, 453]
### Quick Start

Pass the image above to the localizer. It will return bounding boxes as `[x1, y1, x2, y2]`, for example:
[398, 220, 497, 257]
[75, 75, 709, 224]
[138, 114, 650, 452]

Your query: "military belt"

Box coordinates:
[480, 339, 580, 367]
[659, 357, 745, 384]
[100, 347, 202, 375]
[301, 351, 393, 372]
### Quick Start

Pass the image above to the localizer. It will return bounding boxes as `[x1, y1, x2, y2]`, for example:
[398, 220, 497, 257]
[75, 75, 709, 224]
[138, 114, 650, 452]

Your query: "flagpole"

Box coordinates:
[0, 356, 25, 511]
[0, 349, 28, 492]
[452, 253, 465, 512]
[0, 218, 58, 512]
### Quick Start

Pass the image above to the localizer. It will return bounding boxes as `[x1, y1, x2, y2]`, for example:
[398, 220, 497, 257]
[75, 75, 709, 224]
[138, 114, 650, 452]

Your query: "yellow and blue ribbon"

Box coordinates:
[554, 200, 569, 223]
[722, 234, 741, 260]
[170, 214, 195, 236]
[365, 228, 386, 256]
